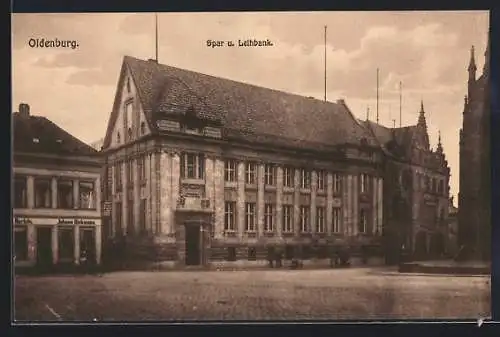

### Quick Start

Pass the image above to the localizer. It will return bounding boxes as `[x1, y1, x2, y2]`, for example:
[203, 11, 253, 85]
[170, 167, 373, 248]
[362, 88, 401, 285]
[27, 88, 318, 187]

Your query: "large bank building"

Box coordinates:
[13, 104, 102, 269]
[101, 56, 386, 268]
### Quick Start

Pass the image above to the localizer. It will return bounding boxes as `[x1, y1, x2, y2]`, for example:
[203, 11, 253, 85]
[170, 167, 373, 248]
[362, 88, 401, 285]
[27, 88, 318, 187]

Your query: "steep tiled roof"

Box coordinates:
[13, 112, 98, 156]
[359, 119, 418, 156]
[123, 56, 376, 150]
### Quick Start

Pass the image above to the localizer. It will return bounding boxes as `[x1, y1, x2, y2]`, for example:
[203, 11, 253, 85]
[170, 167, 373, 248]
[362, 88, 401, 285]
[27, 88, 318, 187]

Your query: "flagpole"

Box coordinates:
[376, 68, 379, 124]
[399, 81, 402, 128]
[155, 13, 159, 62]
[324, 25, 327, 102]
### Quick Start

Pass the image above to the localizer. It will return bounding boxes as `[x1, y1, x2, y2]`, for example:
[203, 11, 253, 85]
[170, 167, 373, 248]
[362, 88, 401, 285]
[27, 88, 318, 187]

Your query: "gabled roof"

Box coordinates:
[104, 56, 377, 151]
[13, 112, 98, 156]
[359, 119, 419, 157]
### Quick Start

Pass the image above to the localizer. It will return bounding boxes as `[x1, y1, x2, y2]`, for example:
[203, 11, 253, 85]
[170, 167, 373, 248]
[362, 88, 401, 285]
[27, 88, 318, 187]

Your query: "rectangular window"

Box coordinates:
[333, 208, 342, 233]
[358, 209, 367, 233]
[115, 202, 122, 236]
[14, 176, 27, 208]
[333, 173, 342, 193]
[299, 169, 311, 189]
[138, 156, 146, 183]
[106, 166, 113, 198]
[58, 227, 74, 260]
[264, 164, 276, 186]
[300, 206, 310, 232]
[316, 207, 325, 233]
[245, 202, 256, 232]
[317, 170, 325, 190]
[127, 199, 134, 235]
[264, 204, 274, 232]
[140, 199, 147, 232]
[115, 163, 123, 191]
[282, 205, 293, 233]
[57, 179, 73, 209]
[245, 162, 256, 184]
[79, 181, 96, 209]
[127, 161, 134, 187]
[224, 159, 237, 182]
[35, 178, 52, 208]
[226, 247, 236, 261]
[283, 167, 294, 187]
[224, 201, 236, 231]
[126, 101, 133, 129]
[360, 173, 370, 193]
[14, 227, 27, 261]
[181, 153, 205, 179]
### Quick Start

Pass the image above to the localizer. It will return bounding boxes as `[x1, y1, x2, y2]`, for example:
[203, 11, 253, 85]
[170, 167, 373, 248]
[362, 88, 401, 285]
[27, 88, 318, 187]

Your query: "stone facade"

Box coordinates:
[458, 36, 491, 260]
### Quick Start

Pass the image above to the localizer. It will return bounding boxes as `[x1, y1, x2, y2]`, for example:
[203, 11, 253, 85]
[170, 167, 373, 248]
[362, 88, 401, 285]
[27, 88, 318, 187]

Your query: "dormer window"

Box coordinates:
[126, 78, 131, 93]
[32, 138, 39, 143]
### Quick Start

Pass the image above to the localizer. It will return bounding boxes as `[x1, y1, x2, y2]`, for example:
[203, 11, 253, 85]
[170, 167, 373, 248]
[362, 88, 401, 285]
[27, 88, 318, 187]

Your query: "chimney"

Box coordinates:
[19, 103, 30, 117]
[147, 58, 158, 63]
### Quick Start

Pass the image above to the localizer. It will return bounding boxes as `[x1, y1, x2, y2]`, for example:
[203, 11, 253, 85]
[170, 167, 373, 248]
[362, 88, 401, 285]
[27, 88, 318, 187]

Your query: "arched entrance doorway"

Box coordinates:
[414, 231, 428, 260]
[429, 232, 445, 259]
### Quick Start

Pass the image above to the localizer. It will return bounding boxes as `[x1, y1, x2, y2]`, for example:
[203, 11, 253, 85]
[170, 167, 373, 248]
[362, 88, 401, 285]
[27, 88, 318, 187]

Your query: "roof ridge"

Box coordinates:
[124, 55, 344, 107]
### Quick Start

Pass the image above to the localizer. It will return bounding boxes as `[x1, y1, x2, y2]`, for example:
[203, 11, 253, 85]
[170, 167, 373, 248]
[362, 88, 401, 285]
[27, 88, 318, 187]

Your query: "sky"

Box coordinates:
[11, 11, 490, 202]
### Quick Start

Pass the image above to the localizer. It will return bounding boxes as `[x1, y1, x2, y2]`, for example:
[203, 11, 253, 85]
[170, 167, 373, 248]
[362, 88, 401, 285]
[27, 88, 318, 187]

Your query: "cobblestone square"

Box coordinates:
[14, 268, 491, 321]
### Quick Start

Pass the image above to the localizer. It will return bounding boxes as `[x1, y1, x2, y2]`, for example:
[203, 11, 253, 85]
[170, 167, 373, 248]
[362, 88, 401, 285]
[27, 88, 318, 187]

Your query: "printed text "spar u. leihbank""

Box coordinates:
[207, 39, 274, 48]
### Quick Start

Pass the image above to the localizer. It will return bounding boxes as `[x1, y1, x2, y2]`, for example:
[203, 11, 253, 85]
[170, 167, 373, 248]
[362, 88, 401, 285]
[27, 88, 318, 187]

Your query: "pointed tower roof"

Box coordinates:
[436, 130, 443, 154]
[468, 45, 477, 73]
[483, 27, 490, 76]
[418, 100, 427, 129]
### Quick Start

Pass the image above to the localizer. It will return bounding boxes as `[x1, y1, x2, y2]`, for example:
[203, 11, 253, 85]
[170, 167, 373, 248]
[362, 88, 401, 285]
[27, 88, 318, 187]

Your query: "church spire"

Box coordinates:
[418, 100, 427, 130]
[483, 28, 490, 76]
[436, 130, 443, 154]
[468, 45, 477, 81]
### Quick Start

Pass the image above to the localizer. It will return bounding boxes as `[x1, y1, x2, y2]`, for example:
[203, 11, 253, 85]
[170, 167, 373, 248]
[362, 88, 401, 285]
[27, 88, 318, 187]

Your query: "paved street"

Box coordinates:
[14, 268, 490, 321]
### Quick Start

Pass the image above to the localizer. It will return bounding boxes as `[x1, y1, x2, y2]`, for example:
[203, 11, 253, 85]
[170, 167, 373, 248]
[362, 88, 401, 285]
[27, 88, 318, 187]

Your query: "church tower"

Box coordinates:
[458, 32, 491, 261]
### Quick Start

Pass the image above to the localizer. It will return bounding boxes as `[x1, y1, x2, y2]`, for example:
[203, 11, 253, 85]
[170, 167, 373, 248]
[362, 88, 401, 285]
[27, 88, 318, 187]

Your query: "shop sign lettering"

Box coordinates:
[58, 218, 96, 225]
[14, 217, 33, 224]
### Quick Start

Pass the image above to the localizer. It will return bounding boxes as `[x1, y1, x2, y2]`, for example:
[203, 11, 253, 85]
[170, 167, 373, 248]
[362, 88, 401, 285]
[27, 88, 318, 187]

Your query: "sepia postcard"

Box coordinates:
[11, 11, 492, 323]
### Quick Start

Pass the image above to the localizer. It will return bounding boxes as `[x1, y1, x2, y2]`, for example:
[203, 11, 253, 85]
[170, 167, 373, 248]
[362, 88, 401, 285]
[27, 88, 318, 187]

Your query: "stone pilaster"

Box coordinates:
[111, 166, 116, 237]
[257, 163, 265, 236]
[159, 151, 172, 235]
[293, 169, 300, 236]
[171, 153, 181, 232]
[310, 171, 317, 234]
[237, 162, 246, 236]
[121, 161, 127, 234]
[352, 175, 359, 235]
[27, 176, 34, 209]
[150, 153, 158, 233]
[95, 225, 102, 265]
[27, 224, 36, 262]
[73, 179, 79, 209]
[377, 177, 383, 234]
[214, 158, 225, 239]
[326, 172, 333, 235]
[205, 156, 215, 208]
[95, 176, 101, 213]
[145, 154, 151, 232]
[74, 225, 80, 265]
[51, 178, 57, 209]
[372, 177, 378, 234]
[51, 225, 58, 264]
[276, 166, 283, 236]
[133, 158, 140, 233]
